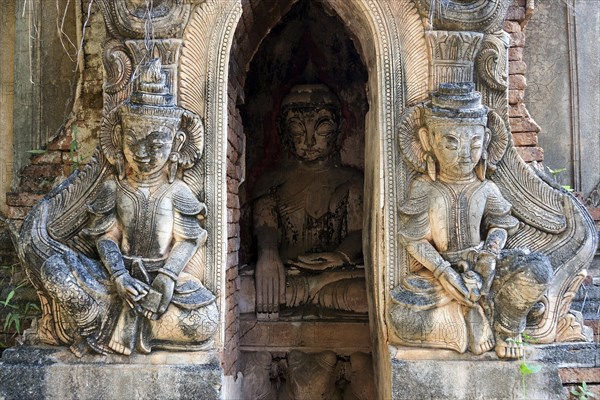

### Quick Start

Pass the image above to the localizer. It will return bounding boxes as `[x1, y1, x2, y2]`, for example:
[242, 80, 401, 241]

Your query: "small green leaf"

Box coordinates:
[1, 289, 16, 306]
[519, 362, 541, 375]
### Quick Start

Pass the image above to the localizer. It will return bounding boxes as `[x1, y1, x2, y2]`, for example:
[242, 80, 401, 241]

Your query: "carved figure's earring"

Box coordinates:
[476, 150, 488, 181]
[167, 152, 180, 184]
[476, 127, 491, 181]
[418, 127, 437, 181]
[116, 153, 125, 181]
[426, 152, 437, 181]
[167, 131, 186, 184]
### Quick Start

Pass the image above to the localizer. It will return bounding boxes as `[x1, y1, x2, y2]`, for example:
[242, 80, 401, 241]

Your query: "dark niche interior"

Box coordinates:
[238, 0, 369, 268]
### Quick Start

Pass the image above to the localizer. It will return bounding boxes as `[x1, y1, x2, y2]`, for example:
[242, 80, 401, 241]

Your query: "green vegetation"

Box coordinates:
[508, 333, 542, 400]
[571, 382, 597, 400]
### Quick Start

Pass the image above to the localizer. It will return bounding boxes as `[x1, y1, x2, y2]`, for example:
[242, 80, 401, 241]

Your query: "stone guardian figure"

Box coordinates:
[390, 83, 552, 359]
[16, 59, 218, 356]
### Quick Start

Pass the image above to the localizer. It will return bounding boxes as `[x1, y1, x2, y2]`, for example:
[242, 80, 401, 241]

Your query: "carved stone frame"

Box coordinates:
[181, 0, 430, 394]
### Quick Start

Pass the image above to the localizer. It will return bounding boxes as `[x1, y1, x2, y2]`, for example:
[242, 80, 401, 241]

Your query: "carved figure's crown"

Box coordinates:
[424, 82, 488, 125]
[281, 84, 340, 112]
[120, 58, 182, 121]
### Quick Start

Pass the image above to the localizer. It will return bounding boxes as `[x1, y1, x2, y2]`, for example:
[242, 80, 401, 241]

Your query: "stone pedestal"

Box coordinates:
[0, 346, 223, 400]
[390, 343, 599, 400]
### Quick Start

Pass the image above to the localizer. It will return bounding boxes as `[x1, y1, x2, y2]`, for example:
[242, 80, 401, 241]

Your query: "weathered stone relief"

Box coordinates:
[14, 0, 231, 356]
[388, 0, 597, 360]
[6, 0, 597, 397]
[414, 0, 512, 33]
[392, 83, 552, 358]
[16, 57, 217, 356]
[251, 84, 366, 321]
[240, 350, 375, 400]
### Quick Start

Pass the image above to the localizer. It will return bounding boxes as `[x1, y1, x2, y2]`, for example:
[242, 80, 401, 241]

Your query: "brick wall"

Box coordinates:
[505, 0, 545, 163]
[6, 0, 104, 225]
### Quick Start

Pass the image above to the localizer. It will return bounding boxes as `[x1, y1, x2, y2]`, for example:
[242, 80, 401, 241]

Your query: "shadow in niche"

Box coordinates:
[235, 1, 375, 398]
[239, 0, 369, 320]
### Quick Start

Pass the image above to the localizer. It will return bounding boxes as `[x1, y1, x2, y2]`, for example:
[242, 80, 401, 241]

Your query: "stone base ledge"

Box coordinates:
[390, 343, 599, 400]
[0, 345, 223, 400]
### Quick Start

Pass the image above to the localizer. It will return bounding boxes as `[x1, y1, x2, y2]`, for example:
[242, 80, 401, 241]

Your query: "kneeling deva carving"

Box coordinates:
[16, 59, 218, 356]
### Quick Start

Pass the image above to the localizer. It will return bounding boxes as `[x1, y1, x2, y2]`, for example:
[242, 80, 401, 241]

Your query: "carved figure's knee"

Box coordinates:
[522, 252, 552, 286]
[178, 303, 219, 341]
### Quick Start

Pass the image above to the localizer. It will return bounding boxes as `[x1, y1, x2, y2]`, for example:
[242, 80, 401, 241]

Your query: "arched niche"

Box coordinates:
[238, 0, 369, 274]
[179, 0, 430, 395]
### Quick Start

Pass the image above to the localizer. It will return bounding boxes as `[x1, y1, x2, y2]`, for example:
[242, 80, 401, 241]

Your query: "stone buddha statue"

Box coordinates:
[390, 83, 552, 359]
[252, 84, 366, 320]
[17, 59, 218, 356]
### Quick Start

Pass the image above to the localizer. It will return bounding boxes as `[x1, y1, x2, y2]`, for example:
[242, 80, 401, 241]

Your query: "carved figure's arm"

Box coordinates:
[142, 206, 207, 319]
[97, 230, 149, 310]
[473, 228, 507, 296]
[476, 182, 519, 294]
[403, 238, 474, 307]
[254, 193, 285, 317]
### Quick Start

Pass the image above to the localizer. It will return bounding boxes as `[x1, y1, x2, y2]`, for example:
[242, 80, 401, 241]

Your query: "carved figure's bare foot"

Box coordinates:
[69, 339, 91, 358]
[495, 333, 524, 359]
[466, 304, 494, 355]
[472, 337, 495, 355]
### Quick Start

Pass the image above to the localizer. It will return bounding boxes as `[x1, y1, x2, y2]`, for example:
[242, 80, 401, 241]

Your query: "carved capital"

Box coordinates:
[415, 0, 512, 33]
[426, 31, 483, 91]
[98, 0, 195, 40]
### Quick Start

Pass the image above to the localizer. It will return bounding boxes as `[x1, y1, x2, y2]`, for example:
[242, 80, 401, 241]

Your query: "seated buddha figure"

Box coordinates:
[253, 84, 366, 320]
[390, 83, 552, 358]
[22, 59, 218, 356]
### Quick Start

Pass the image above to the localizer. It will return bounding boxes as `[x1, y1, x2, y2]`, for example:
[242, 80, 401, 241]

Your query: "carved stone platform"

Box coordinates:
[390, 342, 600, 400]
[0, 346, 223, 400]
[239, 316, 371, 354]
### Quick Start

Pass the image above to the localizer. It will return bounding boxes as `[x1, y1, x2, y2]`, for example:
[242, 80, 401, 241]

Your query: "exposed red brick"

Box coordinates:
[47, 134, 73, 151]
[5, 192, 44, 207]
[512, 132, 538, 147]
[587, 207, 600, 221]
[30, 151, 63, 164]
[509, 103, 528, 118]
[509, 74, 527, 90]
[510, 117, 540, 133]
[509, 61, 527, 75]
[509, 90, 524, 105]
[510, 32, 526, 48]
[504, 21, 522, 33]
[7, 206, 29, 220]
[506, 5, 525, 21]
[516, 146, 544, 162]
[509, 47, 523, 61]
[559, 368, 600, 384]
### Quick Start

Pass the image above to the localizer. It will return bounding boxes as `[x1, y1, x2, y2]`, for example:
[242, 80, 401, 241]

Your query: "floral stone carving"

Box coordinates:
[252, 84, 366, 320]
[16, 59, 218, 356]
[391, 83, 553, 359]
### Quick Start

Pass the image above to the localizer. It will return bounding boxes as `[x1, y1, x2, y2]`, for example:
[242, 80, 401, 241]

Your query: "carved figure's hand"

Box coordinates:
[144, 274, 175, 320]
[114, 272, 149, 309]
[474, 251, 497, 295]
[438, 267, 474, 307]
[255, 247, 285, 316]
[288, 251, 351, 271]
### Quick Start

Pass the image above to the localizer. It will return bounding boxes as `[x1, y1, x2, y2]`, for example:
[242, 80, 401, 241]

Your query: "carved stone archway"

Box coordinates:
[200, 0, 430, 396]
